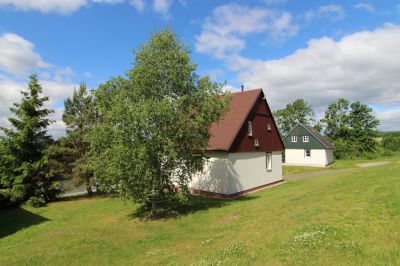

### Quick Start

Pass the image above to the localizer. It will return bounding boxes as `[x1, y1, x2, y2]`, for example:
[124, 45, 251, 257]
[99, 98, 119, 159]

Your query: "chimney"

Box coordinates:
[241, 85, 244, 92]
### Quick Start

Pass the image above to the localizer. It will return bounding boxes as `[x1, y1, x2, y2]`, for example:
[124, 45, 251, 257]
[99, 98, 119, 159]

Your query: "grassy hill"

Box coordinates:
[1, 156, 400, 265]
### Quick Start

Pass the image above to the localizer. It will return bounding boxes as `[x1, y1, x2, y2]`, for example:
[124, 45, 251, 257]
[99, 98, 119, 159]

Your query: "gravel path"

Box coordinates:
[355, 161, 390, 168]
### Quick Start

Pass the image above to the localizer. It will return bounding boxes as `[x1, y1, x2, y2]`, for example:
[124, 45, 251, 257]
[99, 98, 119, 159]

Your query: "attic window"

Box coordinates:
[291, 136, 297, 142]
[267, 123, 272, 131]
[248, 121, 253, 136]
[303, 136, 309, 142]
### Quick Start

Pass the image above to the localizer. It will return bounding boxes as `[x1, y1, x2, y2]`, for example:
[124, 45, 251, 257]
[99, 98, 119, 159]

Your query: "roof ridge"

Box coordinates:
[230, 88, 262, 94]
[301, 124, 333, 149]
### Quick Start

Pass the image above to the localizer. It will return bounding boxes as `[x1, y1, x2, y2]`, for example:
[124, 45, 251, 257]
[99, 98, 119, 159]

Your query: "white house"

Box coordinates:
[283, 124, 334, 167]
[190, 89, 285, 198]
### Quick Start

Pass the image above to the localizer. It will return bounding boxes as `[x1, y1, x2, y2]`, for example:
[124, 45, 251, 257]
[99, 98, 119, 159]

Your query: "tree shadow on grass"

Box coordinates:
[0, 207, 49, 238]
[129, 194, 259, 220]
[56, 192, 114, 202]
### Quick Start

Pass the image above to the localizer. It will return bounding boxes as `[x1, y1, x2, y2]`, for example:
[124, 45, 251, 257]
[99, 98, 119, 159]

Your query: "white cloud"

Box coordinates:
[305, 4, 345, 21]
[0, 0, 178, 15]
[376, 109, 400, 131]
[0, 32, 79, 138]
[0, 75, 77, 138]
[0, 0, 88, 14]
[196, 4, 298, 59]
[236, 24, 400, 128]
[47, 108, 68, 138]
[0, 33, 49, 76]
[152, 0, 173, 15]
[129, 0, 145, 12]
[354, 2, 374, 13]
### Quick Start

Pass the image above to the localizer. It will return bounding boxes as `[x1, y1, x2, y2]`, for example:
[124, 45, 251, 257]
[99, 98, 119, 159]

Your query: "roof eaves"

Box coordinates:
[226, 89, 262, 151]
[301, 124, 332, 149]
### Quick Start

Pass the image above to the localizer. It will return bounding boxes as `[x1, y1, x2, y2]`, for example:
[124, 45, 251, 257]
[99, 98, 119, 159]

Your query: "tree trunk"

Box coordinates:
[149, 199, 157, 218]
[85, 178, 93, 197]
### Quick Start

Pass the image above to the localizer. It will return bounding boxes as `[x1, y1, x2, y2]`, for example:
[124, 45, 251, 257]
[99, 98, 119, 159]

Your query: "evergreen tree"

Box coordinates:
[62, 83, 97, 196]
[89, 28, 230, 216]
[0, 75, 57, 206]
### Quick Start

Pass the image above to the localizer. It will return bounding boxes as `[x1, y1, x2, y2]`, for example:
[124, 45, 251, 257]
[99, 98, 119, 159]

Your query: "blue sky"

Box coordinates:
[0, 0, 399, 136]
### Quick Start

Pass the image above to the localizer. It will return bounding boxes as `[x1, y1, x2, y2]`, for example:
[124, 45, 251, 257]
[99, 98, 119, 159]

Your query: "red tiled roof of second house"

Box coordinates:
[206, 89, 262, 151]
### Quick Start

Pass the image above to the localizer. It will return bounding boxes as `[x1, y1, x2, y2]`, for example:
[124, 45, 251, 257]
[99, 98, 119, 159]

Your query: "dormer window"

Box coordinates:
[291, 136, 297, 142]
[248, 121, 253, 136]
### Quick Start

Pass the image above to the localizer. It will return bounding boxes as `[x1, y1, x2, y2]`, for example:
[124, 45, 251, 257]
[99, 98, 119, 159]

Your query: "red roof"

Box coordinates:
[207, 89, 262, 151]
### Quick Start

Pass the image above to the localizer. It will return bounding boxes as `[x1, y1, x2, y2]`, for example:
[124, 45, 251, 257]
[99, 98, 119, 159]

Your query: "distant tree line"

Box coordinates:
[0, 29, 229, 216]
[273, 98, 384, 159]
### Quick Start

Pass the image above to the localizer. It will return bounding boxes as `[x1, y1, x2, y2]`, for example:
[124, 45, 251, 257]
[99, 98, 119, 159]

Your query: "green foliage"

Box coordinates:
[0, 75, 58, 207]
[331, 138, 355, 159]
[349, 101, 380, 155]
[382, 133, 400, 151]
[27, 196, 46, 207]
[61, 83, 97, 196]
[322, 98, 379, 159]
[89, 28, 230, 216]
[322, 98, 351, 140]
[273, 99, 315, 136]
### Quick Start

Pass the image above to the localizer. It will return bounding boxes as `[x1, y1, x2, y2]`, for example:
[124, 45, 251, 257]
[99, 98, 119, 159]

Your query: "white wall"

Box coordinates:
[284, 149, 332, 167]
[190, 151, 282, 195]
[325, 149, 334, 165]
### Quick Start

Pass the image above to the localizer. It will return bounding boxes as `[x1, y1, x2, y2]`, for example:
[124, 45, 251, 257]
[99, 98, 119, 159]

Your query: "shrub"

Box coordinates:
[332, 139, 354, 159]
[363, 152, 377, 160]
[27, 196, 46, 207]
[382, 133, 400, 151]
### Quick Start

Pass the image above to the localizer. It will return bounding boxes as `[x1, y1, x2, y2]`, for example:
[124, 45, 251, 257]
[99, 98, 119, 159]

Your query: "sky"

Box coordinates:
[0, 0, 400, 137]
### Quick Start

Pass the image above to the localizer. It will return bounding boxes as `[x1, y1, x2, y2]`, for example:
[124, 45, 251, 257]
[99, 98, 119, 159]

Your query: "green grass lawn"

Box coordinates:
[283, 153, 399, 176]
[1, 156, 400, 265]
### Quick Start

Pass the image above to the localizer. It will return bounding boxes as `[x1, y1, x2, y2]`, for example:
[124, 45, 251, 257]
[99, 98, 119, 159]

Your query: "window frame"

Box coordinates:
[266, 152, 272, 171]
[303, 136, 309, 143]
[291, 136, 297, 142]
[247, 121, 253, 136]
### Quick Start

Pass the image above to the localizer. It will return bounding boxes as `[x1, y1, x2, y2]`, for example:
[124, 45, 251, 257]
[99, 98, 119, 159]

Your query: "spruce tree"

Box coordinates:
[0, 75, 56, 206]
[62, 83, 97, 196]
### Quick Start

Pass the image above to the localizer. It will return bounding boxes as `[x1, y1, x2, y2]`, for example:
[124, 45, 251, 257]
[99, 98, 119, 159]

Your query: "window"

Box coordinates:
[303, 136, 309, 142]
[247, 121, 253, 136]
[266, 152, 272, 171]
[305, 149, 311, 157]
[254, 139, 259, 147]
[267, 123, 272, 131]
[291, 136, 297, 142]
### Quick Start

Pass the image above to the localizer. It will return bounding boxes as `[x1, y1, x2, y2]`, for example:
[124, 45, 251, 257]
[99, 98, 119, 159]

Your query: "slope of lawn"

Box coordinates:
[1, 157, 399, 265]
[283, 153, 399, 176]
